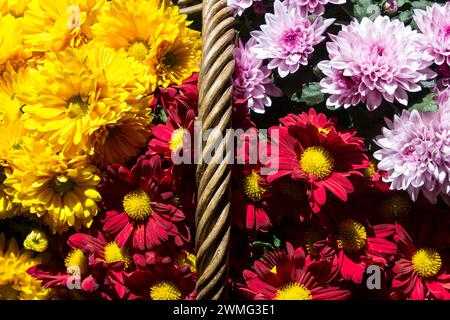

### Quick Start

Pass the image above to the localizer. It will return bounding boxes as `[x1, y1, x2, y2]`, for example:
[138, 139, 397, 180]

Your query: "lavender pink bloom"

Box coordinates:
[374, 96, 450, 204]
[318, 16, 435, 111]
[284, 0, 346, 16]
[227, 0, 261, 16]
[250, 0, 334, 78]
[233, 38, 282, 114]
[414, 2, 450, 67]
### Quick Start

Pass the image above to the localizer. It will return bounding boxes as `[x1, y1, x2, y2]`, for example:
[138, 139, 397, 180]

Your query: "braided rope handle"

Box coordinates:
[194, 0, 236, 300]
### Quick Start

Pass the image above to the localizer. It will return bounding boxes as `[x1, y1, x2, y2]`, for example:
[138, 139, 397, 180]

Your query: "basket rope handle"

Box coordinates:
[194, 0, 236, 300]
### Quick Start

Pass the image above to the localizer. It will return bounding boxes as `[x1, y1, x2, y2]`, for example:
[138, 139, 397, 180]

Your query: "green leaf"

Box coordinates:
[291, 82, 325, 106]
[157, 106, 168, 123]
[252, 241, 275, 251]
[411, 0, 434, 9]
[409, 93, 439, 112]
[398, 10, 413, 22]
[420, 80, 436, 89]
[273, 235, 281, 248]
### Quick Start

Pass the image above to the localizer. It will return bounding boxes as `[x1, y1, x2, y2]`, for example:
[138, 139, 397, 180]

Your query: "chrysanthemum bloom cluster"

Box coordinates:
[0, 234, 50, 300]
[284, 0, 346, 16]
[414, 2, 450, 67]
[0, 0, 200, 233]
[250, 0, 334, 77]
[227, 0, 262, 16]
[233, 38, 282, 113]
[319, 16, 435, 110]
[374, 95, 450, 204]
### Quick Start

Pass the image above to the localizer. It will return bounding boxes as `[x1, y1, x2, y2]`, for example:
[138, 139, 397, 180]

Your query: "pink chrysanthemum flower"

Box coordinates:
[414, 2, 450, 67]
[373, 109, 450, 204]
[319, 16, 435, 111]
[284, 0, 346, 16]
[227, 0, 261, 16]
[250, 0, 334, 78]
[233, 38, 282, 114]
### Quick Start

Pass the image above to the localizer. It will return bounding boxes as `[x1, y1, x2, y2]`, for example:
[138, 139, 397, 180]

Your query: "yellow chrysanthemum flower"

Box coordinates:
[3, 139, 101, 232]
[0, 66, 33, 123]
[20, 46, 148, 156]
[0, 0, 29, 17]
[22, 0, 105, 51]
[150, 27, 201, 87]
[23, 230, 49, 253]
[0, 14, 31, 75]
[91, 0, 201, 87]
[89, 111, 153, 168]
[0, 233, 50, 300]
[0, 113, 28, 219]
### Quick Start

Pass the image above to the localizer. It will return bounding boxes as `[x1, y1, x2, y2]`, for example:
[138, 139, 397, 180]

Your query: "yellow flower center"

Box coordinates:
[50, 176, 75, 195]
[364, 162, 377, 178]
[169, 128, 188, 151]
[150, 281, 182, 300]
[243, 170, 266, 202]
[104, 242, 130, 268]
[270, 266, 277, 274]
[65, 249, 88, 275]
[176, 252, 197, 273]
[163, 52, 177, 67]
[23, 230, 48, 253]
[122, 189, 152, 221]
[275, 283, 312, 300]
[337, 219, 367, 253]
[0, 284, 20, 300]
[300, 146, 334, 180]
[128, 41, 150, 62]
[379, 195, 411, 222]
[66, 95, 89, 119]
[412, 248, 442, 278]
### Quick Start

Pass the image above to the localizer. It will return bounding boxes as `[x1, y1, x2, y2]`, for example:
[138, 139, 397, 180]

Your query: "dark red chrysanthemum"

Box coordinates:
[313, 209, 397, 284]
[28, 231, 130, 300]
[267, 112, 370, 213]
[239, 243, 351, 300]
[390, 224, 450, 300]
[98, 163, 190, 251]
[232, 128, 272, 233]
[124, 264, 196, 300]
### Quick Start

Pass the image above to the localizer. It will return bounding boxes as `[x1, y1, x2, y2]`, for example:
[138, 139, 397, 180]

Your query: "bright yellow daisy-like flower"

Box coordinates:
[0, 233, 50, 300]
[150, 27, 201, 87]
[22, 0, 105, 52]
[0, 67, 30, 121]
[0, 14, 31, 75]
[0, 0, 29, 17]
[91, 0, 201, 87]
[89, 110, 153, 168]
[3, 139, 101, 232]
[0, 114, 28, 219]
[20, 46, 148, 156]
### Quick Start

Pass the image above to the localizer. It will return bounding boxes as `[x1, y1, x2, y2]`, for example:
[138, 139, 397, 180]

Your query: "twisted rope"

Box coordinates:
[195, 0, 235, 300]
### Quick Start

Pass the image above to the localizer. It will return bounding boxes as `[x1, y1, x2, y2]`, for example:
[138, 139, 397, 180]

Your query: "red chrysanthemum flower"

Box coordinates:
[313, 208, 397, 284]
[28, 231, 130, 300]
[124, 264, 196, 300]
[148, 103, 196, 159]
[239, 243, 351, 300]
[98, 163, 190, 251]
[390, 224, 450, 300]
[267, 111, 370, 213]
[232, 128, 272, 233]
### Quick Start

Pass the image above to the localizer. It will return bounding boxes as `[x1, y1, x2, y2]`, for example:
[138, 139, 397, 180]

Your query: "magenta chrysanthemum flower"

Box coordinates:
[284, 0, 346, 16]
[227, 0, 260, 16]
[414, 2, 450, 67]
[250, 0, 334, 78]
[233, 38, 282, 114]
[373, 109, 450, 204]
[319, 16, 435, 111]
